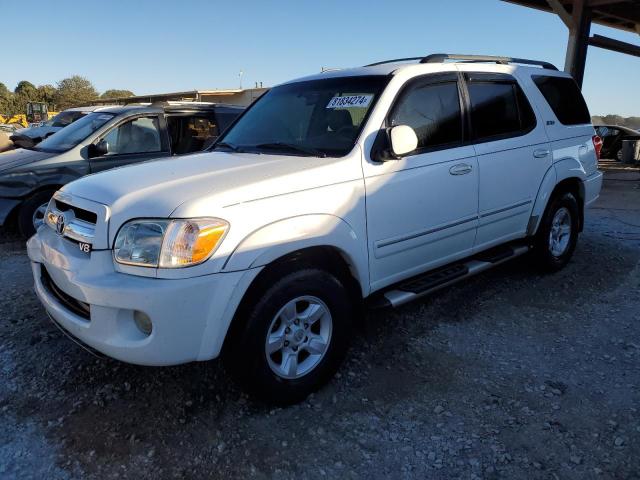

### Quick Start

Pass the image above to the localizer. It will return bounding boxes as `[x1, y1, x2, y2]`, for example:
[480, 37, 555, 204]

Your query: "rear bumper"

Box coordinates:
[0, 197, 21, 225]
[27, 227, 261, 366]
[583, 170, 603, 208]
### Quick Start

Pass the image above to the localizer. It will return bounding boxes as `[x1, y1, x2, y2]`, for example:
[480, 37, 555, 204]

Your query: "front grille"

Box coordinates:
[47, 200, 97, 247]
[41, 267, 91, 321]
[54, 200, 97, 224]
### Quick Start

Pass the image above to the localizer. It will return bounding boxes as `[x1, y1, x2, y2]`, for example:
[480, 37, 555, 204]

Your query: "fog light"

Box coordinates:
[134, 311, 152, 336]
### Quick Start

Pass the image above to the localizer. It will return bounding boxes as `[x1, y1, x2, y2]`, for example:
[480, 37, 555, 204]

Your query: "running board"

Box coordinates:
[374, 244, 530, 308]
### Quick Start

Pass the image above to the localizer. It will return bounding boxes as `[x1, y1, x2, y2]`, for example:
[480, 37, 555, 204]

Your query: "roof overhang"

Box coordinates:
[503, 0, 640, 33]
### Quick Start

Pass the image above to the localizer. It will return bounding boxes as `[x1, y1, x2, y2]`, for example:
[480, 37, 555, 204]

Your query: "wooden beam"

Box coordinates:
[564, 0, 591, 87]
[589, 33, 640, 56]
[587, 0, 627, 7]
[546, 0, 575, 28]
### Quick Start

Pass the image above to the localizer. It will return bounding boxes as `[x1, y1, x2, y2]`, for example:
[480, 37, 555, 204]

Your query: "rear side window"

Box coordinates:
[389, 80, 463, 150]
[467, 80, 536, 141]
[533, 75, 590, 125]
[167, 114, 219, 154]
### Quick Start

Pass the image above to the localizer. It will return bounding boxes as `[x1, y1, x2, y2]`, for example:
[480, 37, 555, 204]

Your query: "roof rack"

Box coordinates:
[365, 57, 424, 67]
[365, 54, 558, 71]
[422, 54, 558, 70]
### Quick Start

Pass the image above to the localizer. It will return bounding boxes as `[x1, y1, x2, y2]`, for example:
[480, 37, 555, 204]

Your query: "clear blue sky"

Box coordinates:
[3, 0, 639, 116]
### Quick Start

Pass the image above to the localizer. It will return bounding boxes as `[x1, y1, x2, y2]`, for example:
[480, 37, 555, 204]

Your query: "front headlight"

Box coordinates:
[114, 218, 229, 268]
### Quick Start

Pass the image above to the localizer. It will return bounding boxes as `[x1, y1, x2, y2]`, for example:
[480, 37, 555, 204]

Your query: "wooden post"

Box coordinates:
[564, 0, 592, 88]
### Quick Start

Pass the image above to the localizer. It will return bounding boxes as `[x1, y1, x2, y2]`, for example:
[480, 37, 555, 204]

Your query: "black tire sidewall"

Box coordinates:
[534, 192, 579, 272]
[226, 268, 353, 405]
[18, 190, 55, 237]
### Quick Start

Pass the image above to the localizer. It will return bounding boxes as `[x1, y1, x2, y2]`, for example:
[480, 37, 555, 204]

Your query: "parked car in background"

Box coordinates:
[0, 124, 21, 152]
[0, 102, 243, 236]
[0, 123, 22, 135]
[27, 54, 602, 404]
[594, 124, 640, 161]
[10, 106, 113, 148]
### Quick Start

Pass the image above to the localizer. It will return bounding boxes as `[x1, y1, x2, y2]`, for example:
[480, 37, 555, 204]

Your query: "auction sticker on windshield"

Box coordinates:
[326, 95, 372, 109]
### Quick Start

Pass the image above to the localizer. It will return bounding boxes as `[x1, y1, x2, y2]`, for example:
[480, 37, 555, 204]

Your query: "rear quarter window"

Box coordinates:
[532, 75, 591, 126]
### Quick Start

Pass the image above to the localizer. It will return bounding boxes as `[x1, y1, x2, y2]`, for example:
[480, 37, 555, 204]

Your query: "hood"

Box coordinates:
[62, 150, 358, 221]
[13, 125, 56, 139]
[0, 148, 56, 172]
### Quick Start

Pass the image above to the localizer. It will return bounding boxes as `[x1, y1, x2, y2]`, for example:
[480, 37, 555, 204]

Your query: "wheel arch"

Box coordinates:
[220, 244, 365, 358]
[4, 183, 62, 229]
[222, 214, 369, 295]
[528, 161, 586, 236]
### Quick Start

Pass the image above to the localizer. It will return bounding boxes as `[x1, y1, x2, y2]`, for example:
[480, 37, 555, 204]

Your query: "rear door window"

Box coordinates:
[532, 75, 591, 125]
[467, 76, 536, 141]
[166, 114, 220, 154]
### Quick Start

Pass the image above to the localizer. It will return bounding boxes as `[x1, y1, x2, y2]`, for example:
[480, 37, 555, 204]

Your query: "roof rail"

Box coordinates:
[364, 57, 424, 67]
[365, 54, 558, 71]
[421, 54, 558, 70]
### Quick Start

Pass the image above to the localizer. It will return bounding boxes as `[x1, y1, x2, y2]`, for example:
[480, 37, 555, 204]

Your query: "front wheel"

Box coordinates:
[532, 192, 580, 272]
[18, 190, 55, 237]
[224, 268, 353, 405]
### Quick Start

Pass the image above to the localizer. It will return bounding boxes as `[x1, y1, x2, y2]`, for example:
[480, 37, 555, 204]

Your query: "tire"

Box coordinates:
[18, 190, 55, 237]
[224, 267, 353, 405]
[532, 192, 580, 272]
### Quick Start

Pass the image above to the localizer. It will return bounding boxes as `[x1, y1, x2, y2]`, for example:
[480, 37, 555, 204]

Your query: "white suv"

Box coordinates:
[27, 54, 603, 404]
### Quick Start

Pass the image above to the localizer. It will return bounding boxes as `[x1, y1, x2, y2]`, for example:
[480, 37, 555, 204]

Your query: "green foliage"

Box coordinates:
[14, 80, 37, 96]
[54, 75, 99, 109]
[37, 84, 57, 105]
[100, 89, 135, 99]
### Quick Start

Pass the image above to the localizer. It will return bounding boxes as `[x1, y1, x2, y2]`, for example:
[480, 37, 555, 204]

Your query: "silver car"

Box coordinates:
[10, 106, 113, 148]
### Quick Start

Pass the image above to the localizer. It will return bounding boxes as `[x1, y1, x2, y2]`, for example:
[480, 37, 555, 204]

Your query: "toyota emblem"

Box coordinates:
[55, 214, 66, 235]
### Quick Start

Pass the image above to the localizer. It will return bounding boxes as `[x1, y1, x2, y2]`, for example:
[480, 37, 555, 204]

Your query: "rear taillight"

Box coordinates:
[592, 135, 603, 160]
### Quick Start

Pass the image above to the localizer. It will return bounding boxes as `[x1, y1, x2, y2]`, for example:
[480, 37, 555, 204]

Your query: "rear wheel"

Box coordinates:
[532, 192, 579, 272]
[224, 268, 353, 405]
[18, 190, 55, 237]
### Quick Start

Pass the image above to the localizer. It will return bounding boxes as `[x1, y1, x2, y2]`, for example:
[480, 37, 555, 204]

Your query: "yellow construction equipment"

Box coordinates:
[0, 102, 58, 128]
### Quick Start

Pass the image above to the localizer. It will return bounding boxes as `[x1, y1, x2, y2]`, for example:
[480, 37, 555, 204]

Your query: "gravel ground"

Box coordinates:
[1, 165, 639, 479]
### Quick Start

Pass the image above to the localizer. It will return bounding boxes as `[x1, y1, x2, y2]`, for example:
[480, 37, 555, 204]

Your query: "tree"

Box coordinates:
[100, 89, 134, 99]
[0, 82, 9, 98]
[54, 75, 99, 109]
[14, 80, 37, 98]
[37, 84, 57, 105]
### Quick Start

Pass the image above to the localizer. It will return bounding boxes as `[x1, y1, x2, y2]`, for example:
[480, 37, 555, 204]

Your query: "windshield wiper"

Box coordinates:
[213, 141, 243, 152]
[253, 142, 327, 158]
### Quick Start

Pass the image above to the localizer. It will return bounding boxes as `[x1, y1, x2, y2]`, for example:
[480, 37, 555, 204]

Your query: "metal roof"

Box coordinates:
[503, 0, 640, 33]
[92, 88, 268, 105]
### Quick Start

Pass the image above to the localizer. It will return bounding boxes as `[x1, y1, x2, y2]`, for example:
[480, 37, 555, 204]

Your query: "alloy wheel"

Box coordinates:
[265, 296, 333, 380]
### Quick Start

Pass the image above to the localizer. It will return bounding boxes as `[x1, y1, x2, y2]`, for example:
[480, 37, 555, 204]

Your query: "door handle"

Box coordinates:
[533, 149, 550, 158]
[449, 163, 473, 175]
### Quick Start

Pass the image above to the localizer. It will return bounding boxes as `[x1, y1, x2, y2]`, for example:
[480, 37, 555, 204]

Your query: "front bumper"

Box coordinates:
[27, 226, 260, 366]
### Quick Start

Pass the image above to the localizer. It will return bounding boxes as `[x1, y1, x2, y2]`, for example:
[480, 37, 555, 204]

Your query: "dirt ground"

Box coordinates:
[1, 161, 639, 479]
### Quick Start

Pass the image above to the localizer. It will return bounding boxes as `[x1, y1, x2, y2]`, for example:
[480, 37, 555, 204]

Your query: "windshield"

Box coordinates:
[36, 112, 115, 152]
[217, 76, 388, 157]
[43, 111, 86, 128]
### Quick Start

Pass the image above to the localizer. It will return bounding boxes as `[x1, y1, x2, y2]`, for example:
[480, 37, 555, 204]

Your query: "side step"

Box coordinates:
[373, 243, 530, 308]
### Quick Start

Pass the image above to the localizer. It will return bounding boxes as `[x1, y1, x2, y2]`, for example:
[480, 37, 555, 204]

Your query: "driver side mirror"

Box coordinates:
[88, 139, 109, 158]
[389, 125, 418, 158]
[372, 125, 418, 162]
